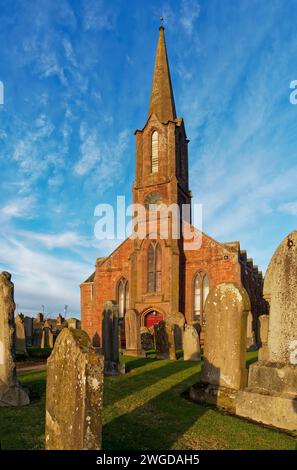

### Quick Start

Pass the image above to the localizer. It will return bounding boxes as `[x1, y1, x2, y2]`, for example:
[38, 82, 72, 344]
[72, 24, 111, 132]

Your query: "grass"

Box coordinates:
[0, 352, 296, 450]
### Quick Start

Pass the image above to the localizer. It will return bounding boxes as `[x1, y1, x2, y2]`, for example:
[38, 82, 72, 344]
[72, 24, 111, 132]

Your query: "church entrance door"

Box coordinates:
[144, 310, 163, 328]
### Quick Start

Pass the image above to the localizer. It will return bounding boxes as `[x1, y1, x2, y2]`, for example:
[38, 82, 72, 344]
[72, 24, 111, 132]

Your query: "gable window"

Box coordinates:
[117, 278, 129, 318]
[151, 131, 159, 173]
[194, 271, 209, 325]
[147, 242, 162, 292]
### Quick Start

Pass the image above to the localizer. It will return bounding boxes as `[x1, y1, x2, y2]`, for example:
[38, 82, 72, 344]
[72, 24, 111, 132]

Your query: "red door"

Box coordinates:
[145, 311, 163, 328]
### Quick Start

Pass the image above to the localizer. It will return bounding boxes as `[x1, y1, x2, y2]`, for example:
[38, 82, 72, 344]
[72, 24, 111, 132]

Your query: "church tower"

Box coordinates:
[129, 26, 191, 321]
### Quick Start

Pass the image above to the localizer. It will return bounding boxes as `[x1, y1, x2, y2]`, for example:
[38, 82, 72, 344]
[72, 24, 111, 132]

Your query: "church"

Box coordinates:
[81, 26, 266, 347]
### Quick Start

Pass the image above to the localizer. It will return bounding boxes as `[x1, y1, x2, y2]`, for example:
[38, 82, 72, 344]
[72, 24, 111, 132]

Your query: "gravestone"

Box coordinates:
[24, 316, 33, 346]
[183, 324, 201, 361]
[35, 312, 44, 323]
[68, 318, 80, 330]
[166, 323, 177, 360]
[166, 312, 185, 349]
[56, 314, 64, 327]
[258, 314, 269, 361]
[33, 328, 43, 347]
[15, 313, 28, 356]
[45, 328, 104, 450]
[140, 327, 154, 350]
[246, 312, 257, 351]
[0, 272, 29, 407]
[124, 309, 144, 357]
[41, 321, 54, 349]
[154, 321, 169, 359]
[102, 301, 123, 375]
[190, 283, 250, 412]
[190, 321, 202, 339]
[236, 231, 297, 431]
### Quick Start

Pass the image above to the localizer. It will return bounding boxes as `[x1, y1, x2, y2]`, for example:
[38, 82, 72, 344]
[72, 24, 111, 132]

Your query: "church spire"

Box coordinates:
[148, 26, 177, 123]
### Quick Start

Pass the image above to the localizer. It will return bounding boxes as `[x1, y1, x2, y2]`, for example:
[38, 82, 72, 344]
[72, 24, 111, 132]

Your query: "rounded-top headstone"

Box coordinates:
[264, 231, 297, 363]
[202, 282, 250, 390]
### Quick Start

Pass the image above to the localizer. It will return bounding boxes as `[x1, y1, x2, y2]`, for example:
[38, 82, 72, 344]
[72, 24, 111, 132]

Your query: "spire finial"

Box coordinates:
[160, 16, 164, 29]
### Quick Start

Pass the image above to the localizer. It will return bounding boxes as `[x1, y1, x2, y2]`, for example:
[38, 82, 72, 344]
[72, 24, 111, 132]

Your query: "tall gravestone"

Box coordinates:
[246, 312, 257, 351]
[45, 328, 104, 450]
[258, 314, 269, 361]
[190, 283, 250, 412]
[0, 272, 29, 407]
[166, 312, 185, 349]
[41, 321, 54, 349]
[124, 309, 144, 357]
[15, 313, 28, 356]
[24, 316, 33, 346]
[183, 324, 201, 361]
[236, 232, 297, 431]
[102, 301, 123, 375]
[154, 321, 169, 359]
[166, 322, 177, 360]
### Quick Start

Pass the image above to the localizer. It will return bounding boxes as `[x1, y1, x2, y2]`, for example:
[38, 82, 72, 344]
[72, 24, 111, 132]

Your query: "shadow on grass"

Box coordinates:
[103, 364, 203, 450]
[105, 358, 200, 407]
[123, 355, 159, 371]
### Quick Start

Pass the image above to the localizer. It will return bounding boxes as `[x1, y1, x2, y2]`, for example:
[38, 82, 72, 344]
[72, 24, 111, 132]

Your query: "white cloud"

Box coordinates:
[74, 128, 101, 176]
[74, 127, 130, 186]
[278, 201, 297, 216]
[1, 196, 36, 220]
[83, 0, 114, 31]
[18, 230, 84, 249]
[180, 0, 200, 35]
[0, 234, 90, 316]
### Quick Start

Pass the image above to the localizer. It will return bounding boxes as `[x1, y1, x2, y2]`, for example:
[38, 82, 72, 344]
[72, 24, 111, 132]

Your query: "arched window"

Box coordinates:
[194, 271, 209, 325]
[147, 243, 162, 292]
[117, 278, 129, 318]
[151, 131, 158, 173]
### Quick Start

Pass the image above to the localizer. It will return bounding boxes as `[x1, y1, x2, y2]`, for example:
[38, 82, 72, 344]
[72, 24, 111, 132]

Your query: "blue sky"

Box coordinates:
[0, 0, 297, 317]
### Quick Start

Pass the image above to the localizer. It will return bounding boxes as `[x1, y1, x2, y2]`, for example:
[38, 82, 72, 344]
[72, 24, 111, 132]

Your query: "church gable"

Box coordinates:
[95, 238, 132, 273]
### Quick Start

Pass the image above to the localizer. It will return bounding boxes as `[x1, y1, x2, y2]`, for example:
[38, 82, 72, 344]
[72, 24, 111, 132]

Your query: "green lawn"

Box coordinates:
[0, 353, 296, 450]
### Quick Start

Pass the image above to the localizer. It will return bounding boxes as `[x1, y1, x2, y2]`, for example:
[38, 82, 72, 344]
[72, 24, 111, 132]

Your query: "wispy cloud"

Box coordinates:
[278, 201, 297, 216]
[74, 127, 131, 189]
[180, 0, 200, 35]
[0, 233, 90, 315]
[83, 0, 115, 31]
[1, 196, 36, 220]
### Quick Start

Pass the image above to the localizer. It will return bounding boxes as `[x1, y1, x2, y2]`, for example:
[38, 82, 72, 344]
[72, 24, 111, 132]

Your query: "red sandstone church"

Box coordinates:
[81, 27, 266, 347]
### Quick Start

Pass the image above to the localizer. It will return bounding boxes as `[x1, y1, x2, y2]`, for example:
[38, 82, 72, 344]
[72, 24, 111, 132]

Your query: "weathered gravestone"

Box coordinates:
[45, 328, 104, 450]
[166, 312, 185, 349]
[154, 321, 169, 359]
[190, 283, 250, 412]
[41, 321, 54, 349]
[166, 322, 177, 360]
[140, 327, 154, 350]
[183, 324, 201, 361]
[124, 309, 144, 357]
[258, 314, 269, 361]
[24, 316, 33, 346]
[154, 321, 177, 360]
[67, 317, 79, 329]
[15, 313, 28, 356]
[0, 272, 29, 407]
[102, 301, 123, 375]
[56, 314, 64, 327]
[236, 232, 297, 431]
[246, 311, 257, 351]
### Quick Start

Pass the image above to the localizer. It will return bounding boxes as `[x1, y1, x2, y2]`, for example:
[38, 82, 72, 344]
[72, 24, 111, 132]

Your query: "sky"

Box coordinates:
[0, 0, 297, 318]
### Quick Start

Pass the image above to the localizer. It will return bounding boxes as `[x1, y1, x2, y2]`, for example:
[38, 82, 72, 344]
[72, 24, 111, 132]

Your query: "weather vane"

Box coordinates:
[160, 16, 164, 27]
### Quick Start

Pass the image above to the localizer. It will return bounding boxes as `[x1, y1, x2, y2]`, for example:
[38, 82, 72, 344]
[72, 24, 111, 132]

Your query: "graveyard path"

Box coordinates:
[16, 362, 47, 374]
